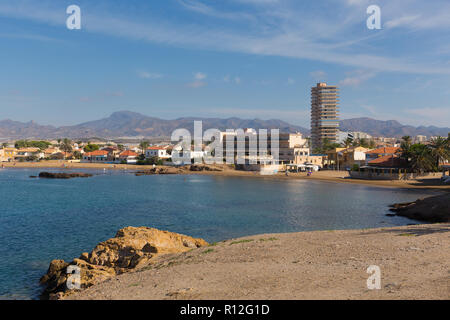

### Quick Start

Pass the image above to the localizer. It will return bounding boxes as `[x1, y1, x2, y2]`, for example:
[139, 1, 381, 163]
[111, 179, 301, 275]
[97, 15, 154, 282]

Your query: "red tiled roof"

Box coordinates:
[85, 150, 109, 156]
[367, 147, 400, 154]
[368, 155, 407, 167]
[119, 150, 138, 157]
[147, 146, 165, 150]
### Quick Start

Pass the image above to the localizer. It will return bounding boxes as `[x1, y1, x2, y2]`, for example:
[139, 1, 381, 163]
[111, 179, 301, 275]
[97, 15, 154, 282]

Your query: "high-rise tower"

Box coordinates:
[310, 83, 340, 151]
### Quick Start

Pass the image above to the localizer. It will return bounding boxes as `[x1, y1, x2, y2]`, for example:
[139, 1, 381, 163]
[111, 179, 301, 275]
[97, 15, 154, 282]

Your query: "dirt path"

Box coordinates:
[68, 224, 450, 300]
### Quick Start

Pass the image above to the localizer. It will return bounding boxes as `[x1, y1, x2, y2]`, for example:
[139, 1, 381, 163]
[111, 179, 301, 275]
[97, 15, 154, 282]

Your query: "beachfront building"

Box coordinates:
[310, 82, 340, 151]
[145, 146, 171, 160]
[326, 147, 369, 170]
[82, 150, 109, 163]
[118, 150, 139, 164]
[0, 147, 17, 162]
[14, 148, 44, 161]
[365, 147, 400, 164]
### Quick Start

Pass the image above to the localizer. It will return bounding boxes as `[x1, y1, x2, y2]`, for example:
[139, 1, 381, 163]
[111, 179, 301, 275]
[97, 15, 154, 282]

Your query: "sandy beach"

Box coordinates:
[2, 161, 449, 190]
[67, 223, 450, 300]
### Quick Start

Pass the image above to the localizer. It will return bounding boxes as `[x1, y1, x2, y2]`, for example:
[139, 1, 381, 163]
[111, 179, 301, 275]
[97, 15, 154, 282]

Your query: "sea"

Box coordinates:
[0, 168, 434, 299]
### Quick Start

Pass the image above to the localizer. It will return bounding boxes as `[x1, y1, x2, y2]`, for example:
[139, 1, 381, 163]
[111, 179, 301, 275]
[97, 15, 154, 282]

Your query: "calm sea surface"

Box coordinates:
[0, 168, 434, 299]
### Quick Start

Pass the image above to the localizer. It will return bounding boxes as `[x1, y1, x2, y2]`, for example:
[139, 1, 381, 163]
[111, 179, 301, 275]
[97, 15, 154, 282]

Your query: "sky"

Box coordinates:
[0, 0, 450, 128]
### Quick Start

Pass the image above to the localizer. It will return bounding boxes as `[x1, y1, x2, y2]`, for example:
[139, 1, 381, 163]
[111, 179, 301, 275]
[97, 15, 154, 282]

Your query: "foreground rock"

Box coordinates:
[390, 193, 450, 222]
[38, 172, 93, 179]
[40, 227, 208, 299]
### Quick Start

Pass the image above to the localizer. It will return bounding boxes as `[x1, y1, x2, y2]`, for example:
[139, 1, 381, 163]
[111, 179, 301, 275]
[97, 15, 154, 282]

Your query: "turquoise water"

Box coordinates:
[0, 168, 432, 299]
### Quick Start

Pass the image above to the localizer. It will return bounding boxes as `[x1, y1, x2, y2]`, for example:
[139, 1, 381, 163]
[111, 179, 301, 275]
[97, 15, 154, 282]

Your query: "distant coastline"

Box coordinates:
[1, 161, 449, 191]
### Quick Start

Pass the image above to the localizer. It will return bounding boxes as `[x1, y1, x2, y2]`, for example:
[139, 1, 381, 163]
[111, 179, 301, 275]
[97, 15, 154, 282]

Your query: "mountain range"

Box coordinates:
[0, 111, 448, 140]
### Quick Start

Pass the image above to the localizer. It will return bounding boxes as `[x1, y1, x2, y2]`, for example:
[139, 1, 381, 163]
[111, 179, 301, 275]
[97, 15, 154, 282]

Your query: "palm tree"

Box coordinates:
[139, 140, 149, 155]
[409, 144, 434, 174]
[60, 138, 73, 160]
[400, 136, 412, 161]
[429, 136, 450, 169]
[342, 137, 353, 148]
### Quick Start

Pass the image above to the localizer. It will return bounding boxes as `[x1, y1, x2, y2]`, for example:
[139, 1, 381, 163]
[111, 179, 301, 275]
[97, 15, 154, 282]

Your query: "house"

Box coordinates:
[82, 150, 109, 163]
[368, 154, 407, 168]
[118, 150, 138, 164]
[43, 147, 61, 158]
[1, 147, 17, 162]
[365, 147, 400, 164]
[15, 148, 44, 161]
[145, 146, 171, 159]
[101, 147, 120, 161]
[326, 147, 369, 170]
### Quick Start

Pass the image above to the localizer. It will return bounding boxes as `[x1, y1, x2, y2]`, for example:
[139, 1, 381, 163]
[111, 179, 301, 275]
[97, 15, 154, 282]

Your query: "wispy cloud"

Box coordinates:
[310, 71, 327, 82]
[137, 71, 163, 79]
[187, 72, 207, 88]
[1, 0, 449, 75]
[339, 70, 377, 87]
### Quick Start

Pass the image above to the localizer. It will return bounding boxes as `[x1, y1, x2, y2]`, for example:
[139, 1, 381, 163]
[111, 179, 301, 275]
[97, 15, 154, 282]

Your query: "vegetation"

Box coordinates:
[14, 140, 51, 150]
[136, 156, 163, 166]
[400, 135, 449, 173]
[83, 144, 100, 153]
[60, 138, 73, 156]
[313, 138, 341, 154]
[139, 140, 150, 155]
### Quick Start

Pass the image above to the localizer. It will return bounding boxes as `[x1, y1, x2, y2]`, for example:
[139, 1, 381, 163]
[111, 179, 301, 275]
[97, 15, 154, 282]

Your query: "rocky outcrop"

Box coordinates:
[40, 227, 208, 299]
[389, 193, 450, 222]
[38, 172, 93, 179]
[189, 164, 224, 172]
[135, 167, 183, 175]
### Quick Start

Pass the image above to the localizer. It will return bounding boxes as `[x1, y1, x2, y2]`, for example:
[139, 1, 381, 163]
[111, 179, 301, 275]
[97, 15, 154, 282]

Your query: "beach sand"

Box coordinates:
[1, 161, 449, 190]
[67, 223, 450, 300]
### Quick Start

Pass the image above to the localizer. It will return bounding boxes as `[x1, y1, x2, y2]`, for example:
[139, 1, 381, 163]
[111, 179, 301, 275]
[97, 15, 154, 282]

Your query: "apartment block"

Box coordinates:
[310, 83, 340, 151]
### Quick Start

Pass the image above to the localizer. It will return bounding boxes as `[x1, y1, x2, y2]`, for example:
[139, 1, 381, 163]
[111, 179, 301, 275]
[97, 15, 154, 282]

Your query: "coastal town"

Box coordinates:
[1, 83, 449, 184]
[1, 0, 450, 306]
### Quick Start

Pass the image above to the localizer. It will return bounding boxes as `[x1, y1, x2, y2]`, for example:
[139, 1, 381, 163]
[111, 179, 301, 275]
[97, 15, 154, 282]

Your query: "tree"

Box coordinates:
[60, 138, 73, 153]
[14, 140, 50, 150]
[139, 140, 150, 155]
[84, 144, 99, 153]
[1, 142, 8, 148]
[72, 151, 82, 160]
[117, 144, 125, 151]
[400, 136, 413, 162]
[429, 136, 450, 169]
[60, 138, 73, 160]
[342, 137, 353, 148]
[408, 144, 435, 174]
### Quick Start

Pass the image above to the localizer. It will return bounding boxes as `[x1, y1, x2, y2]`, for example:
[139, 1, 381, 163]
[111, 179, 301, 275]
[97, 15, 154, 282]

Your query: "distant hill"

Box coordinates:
[0, 111, 309, 140]
[0, 112, 448, 140]
[340, 117, 449, 138]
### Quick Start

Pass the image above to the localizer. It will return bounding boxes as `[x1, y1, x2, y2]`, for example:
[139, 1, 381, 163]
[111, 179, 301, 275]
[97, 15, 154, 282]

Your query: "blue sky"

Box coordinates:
[1, 0, 450, 128]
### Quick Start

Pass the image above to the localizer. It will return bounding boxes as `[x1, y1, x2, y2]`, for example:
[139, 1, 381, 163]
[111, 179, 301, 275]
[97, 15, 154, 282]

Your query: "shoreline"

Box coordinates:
[1, 161, 449, 191]
[65, 223, 450, 300]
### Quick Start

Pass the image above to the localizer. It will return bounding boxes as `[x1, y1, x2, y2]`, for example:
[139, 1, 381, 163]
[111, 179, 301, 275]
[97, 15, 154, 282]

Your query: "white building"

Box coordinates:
[145, 146, 170, 159]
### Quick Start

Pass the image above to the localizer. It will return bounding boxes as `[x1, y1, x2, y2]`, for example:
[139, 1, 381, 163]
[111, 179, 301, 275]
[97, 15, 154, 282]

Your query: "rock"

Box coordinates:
[390, 193, 450, 223]
[189, 164, 223, 172]
[40, 227, 208, 299]
[38, 172, 93, 179]
[135, 167, 182, 176]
